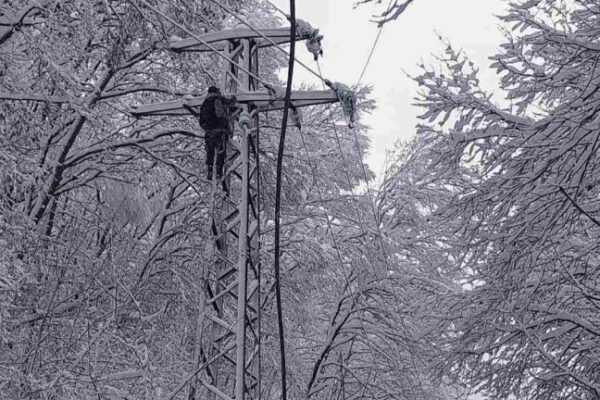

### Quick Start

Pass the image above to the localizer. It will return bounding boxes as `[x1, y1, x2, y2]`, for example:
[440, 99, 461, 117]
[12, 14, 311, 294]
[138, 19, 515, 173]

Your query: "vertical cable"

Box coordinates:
[273, 1, 296, 399]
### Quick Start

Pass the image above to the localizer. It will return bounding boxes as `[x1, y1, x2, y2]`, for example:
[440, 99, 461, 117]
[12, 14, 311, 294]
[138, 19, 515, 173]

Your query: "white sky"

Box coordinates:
[269, 0, 508, 178]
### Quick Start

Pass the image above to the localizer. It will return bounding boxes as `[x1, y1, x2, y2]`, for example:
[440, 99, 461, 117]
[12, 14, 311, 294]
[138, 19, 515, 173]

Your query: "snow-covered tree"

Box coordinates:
[380, 0, 600, 398]
[354, 0, 416, 26]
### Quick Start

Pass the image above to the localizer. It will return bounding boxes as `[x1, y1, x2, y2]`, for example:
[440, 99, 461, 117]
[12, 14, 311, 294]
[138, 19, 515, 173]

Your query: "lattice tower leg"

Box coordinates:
[192, 38, 261, 400]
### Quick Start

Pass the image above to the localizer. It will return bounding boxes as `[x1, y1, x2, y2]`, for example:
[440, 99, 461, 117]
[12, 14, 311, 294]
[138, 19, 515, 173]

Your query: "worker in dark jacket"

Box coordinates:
[199, 86, 232, 180]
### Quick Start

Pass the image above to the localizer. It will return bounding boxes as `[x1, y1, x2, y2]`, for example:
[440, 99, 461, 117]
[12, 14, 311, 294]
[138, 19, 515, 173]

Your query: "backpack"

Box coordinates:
[199, 95, 223, 130]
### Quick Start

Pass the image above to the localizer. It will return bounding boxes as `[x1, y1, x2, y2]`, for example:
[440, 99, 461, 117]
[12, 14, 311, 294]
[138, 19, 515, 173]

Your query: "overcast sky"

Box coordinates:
[268, 0, 508, 178]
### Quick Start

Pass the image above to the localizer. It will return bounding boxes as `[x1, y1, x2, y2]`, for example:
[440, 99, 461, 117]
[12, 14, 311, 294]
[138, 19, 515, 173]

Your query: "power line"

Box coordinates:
[296, 116, 410, 399]
[315, 62, 381, 273]
[273, 0, 297, 398]
[356, 0, 395, 87]
[356, 26, 384, 87]
[305, 61, 407, 400]
[350, 69, 427, 400]
[265, 0, 389, 88]
[323, 0, 397, 286]
[315, 64, 390, 279]
[316, 7, 425, 384]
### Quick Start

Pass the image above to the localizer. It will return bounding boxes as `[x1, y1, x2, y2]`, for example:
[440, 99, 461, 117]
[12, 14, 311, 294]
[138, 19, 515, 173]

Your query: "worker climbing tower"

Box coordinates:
[131, 20, 351, 400]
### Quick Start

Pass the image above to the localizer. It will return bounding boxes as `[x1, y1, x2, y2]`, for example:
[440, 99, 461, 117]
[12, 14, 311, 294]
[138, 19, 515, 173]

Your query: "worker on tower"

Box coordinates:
[196, 86, 234, 180]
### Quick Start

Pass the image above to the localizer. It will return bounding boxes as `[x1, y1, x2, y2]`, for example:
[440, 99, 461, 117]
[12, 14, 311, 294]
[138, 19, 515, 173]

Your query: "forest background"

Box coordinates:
[1, 1, 599, 400]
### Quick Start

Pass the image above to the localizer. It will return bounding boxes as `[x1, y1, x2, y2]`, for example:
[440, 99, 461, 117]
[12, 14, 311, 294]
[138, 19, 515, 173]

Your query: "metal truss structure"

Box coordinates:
[132, 25, 340, 400]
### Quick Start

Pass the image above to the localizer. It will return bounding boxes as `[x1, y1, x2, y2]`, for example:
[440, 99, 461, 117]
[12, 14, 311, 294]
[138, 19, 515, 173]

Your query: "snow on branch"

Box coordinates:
[354, 0, 417, 26]
[0, 92, 69, 104]
[0, 0, 48, 46]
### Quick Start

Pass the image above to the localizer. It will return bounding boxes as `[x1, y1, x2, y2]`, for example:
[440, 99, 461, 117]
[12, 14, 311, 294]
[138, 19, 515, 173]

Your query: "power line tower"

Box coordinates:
[131, 25, 340, 400]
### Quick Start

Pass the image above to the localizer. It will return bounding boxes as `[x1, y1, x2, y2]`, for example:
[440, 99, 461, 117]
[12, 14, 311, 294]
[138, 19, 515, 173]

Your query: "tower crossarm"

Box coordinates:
[130, 90, 340, 116]
[170, 27, 308, 52]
